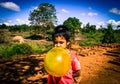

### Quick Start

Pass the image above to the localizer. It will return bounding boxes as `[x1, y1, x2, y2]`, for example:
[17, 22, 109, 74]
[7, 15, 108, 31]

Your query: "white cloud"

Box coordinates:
[96, 20, 120, 29]
[117, 21, 120, 25]
[0, 2, 20, 11]
[7, 20, 12, 23]
[107, 20, 117, 25]
[110, 8, 120, 15]
[4, 22, 10, 25]
[96, 21, 106, 29]
[80, 13, 86, 16]
[88, 12, 98, 16]
[61, 9, 69, 13]
[16, 18, 30, 25]
[4, 20, 13, 26]
[0, 18, 13, 25]
[81, 24, 86, 28]
[97, 21, 106, 26]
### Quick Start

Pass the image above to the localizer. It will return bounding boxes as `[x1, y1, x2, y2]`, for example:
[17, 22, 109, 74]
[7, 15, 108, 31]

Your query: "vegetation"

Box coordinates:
[102, 24, 117, 43]
[81, 22, 96, 33]
[63, 17, 82, 40]
[0, 42, 53, 58]
[28, 3, 56, 37]
[0, 2, 120, 58]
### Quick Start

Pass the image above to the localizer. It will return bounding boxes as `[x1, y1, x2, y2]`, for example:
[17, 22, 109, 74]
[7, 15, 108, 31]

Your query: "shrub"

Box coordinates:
[0, 29, 11, 43]
[27, 41, 53, 54]
[0, 45, 13, 58]
[11, 43, 33, 55]
[102, 24, 117, 43]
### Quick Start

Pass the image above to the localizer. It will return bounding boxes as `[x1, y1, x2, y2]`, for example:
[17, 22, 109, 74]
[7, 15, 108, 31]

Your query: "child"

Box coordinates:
[47, 25, 81, 84]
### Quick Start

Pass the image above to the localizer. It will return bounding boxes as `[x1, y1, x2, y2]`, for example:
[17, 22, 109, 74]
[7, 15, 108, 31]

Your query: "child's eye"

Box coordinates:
[54, 42, 57, 44]
[60, 41, 64, 44]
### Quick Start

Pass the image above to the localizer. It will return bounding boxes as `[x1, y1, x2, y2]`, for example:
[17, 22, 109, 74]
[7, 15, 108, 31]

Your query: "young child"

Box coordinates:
[47, 25, 81, 84]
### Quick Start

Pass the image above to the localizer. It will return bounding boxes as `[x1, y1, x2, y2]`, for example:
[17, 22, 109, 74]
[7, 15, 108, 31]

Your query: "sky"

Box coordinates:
[0, 0, 120, 28]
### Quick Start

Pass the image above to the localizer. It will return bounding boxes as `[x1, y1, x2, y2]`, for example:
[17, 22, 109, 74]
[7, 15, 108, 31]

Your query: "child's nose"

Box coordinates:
[56, 43, 61, 47]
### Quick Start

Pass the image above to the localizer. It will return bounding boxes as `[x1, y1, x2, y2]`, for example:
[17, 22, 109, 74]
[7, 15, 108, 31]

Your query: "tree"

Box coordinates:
[102, 24, 117, 43]
[0, 24, 7, 29]
[63, 17, 82, 40]
[89, 25, 96, 33]
[81, 23, 96, 33]
[29, 3, 57, 26]
[29, 3, 57, 37]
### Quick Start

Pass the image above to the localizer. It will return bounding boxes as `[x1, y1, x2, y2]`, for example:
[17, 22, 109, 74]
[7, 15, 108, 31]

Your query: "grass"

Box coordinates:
[80, 32, 104, 46]
[0, 41, 53, 59]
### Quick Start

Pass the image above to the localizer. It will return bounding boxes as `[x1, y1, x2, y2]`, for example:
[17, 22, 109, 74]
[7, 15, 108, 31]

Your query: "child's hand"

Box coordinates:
[73, 76, 82, 84]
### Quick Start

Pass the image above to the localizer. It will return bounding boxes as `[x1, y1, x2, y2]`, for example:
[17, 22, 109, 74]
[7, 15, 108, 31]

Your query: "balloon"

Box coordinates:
[44, 47, 71, 77]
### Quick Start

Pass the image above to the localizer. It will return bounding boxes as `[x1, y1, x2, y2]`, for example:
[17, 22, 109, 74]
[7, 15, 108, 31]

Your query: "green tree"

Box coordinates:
[29, 3, 57, 26]
[29, 3, 57, 37]
[81, 23, 96, 33]
[90, 25, 96, 33]
[0, 24, 7, 29]
[102, 24, 117, 43]
[63, 17, 82, 40]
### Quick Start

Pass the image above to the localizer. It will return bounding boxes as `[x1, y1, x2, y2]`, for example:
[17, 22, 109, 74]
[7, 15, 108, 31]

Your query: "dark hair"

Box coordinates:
[52, 25, 70, 42]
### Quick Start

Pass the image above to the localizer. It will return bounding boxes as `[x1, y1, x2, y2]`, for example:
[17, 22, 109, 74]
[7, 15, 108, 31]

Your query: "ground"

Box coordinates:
[0, 42, 120, 84]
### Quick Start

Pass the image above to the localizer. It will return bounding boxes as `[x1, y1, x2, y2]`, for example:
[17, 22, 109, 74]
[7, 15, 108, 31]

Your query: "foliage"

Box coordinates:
[63, 17, 82, 40]
[26, 34, 43, 40]
[11, 43, 33, 55]
[0, 43, 33, 58]
[0, 44, 13, 58]
[27, 41, 53, 54]
[29, 3, 56, 37]
[80, 32, 103, 46]
[8, 24, 31, 32]
[114, 29, 120, 42]
[0, 41, 53, 58]
[46, 28, 54, 41]
[0, 29, 11, 43]
[102, 24, 117, 43]
[97, 28, 107, 33]
[81, 23, 96, 33]
[0, 24, 7, 29]
[29, 3, 57, 26]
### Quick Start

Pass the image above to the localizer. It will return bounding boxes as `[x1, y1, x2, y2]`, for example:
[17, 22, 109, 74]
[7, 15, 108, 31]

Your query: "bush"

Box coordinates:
[0, 45, 13, 58]
[0, 41, 53, 58]
[27, 41, 53, 54]
[0, 29, 11, 43]
[11, 43, 33, 55]
[102, 24, 117, 43]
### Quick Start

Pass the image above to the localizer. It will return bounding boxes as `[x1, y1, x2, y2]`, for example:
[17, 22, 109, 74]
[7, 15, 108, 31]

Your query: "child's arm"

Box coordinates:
[73, 70, 82, 84]
[70, 50, 82, 83]
[73, 70, 80, 77]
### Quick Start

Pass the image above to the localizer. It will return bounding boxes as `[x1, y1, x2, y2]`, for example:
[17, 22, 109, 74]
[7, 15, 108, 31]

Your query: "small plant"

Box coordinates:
[11, 43, 33, 55]
[0, 45, 13, 58]
[0, 29, 11, 43]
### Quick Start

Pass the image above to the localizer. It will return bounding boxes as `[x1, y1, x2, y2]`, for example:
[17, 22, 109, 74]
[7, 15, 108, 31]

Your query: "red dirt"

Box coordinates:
[0, 42, 120, 84]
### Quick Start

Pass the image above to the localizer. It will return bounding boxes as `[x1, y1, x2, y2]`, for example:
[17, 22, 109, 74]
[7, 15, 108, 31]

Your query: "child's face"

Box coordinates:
[54, 36, 68, 49]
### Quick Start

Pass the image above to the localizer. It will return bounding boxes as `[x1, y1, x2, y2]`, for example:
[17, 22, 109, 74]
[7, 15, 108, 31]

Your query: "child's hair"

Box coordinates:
[52, 25, 70, 42]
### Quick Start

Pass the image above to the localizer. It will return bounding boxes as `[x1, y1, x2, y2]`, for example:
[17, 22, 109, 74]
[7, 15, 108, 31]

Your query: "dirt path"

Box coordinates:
[0, 43, 120, 84]
[77, 43, 120, 84]
[79, 53, 120, 84]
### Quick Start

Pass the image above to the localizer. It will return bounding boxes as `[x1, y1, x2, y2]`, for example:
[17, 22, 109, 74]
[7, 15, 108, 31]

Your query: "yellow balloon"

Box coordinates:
[44, 47, 71, 77]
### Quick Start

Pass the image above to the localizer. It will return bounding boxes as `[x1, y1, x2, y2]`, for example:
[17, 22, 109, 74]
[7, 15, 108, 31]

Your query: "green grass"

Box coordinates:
[80, 32, 104, 46]
[0, 41, 53, 58]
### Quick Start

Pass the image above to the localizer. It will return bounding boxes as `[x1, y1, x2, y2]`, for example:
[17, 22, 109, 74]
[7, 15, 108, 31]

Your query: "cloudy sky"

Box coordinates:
[0, 0, 120, 28]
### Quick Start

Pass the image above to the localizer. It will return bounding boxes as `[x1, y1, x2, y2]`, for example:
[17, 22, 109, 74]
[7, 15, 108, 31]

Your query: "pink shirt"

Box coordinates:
[47, 50, 81, 84]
